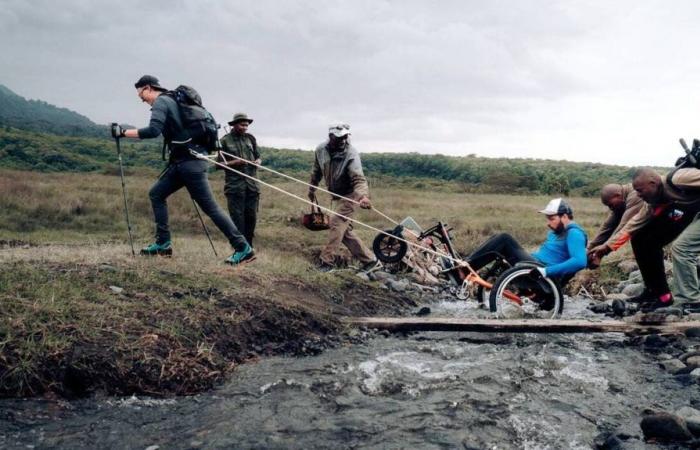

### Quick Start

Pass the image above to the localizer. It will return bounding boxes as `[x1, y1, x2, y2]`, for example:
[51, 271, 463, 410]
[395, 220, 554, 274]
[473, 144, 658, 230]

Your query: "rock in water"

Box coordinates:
[640, 412, 693, 442]
[611, 299, 627, 316]
[659, 359, 686, 374]
[415, 306, 431, 317]
[501, 302, 524, 319]
[676, 406, 700, 436]
[589, 302, 611, 314]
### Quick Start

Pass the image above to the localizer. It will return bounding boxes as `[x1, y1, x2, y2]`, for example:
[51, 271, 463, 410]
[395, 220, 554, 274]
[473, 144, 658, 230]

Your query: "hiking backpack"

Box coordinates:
[163, 85, 219, 159]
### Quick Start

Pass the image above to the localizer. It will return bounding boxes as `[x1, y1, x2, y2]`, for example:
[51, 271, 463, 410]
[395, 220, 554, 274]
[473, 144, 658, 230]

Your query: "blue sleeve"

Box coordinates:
[545, 228, 587, 277]
[137, 97, 168, 139]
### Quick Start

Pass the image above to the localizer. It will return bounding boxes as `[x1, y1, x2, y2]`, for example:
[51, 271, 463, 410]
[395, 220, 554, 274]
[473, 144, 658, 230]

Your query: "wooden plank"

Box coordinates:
[343, 317, 700, 334]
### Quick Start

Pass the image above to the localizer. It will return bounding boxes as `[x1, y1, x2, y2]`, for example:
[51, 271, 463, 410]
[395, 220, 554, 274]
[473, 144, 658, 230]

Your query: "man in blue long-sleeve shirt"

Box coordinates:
[118, 75, 254, 265]
[466, 198, 588, 283]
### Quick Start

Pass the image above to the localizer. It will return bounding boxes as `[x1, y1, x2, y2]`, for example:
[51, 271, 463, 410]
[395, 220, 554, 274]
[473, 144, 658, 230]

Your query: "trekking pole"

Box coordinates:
[111, 127, 136, 256]
[191, 199, 218, 257]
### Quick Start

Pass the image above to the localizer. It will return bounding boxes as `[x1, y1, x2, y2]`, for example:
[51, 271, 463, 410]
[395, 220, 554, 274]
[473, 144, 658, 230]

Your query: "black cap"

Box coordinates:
[134, 75, 167, 91]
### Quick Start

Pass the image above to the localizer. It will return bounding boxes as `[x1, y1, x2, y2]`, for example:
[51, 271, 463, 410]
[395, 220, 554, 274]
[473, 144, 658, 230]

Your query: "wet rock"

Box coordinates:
[611, 299, 627, 316]
[590, 302, 611, 314]
[606, 293, 629, 301]
[676, 406, 700, 436]
[659, 359, 686, 374]
[355, 272, 370, 282]
[109, 285, 124, 294]
[501, 302, 524, 319]
[685, 356, 700, 368]
[643, 334, 669, 348]
[622, 283, 644, 298]
[369, 271, 393, 282]
[628, 270, 643, 283]
[386, 278, 409, 292]
[680, 351, 700, 363]
[593, 431, 624, 449]
[640, 411, 693, 442]
[415, 306, 431, 317]
[690, 368, 700, 383]
[685, 327, 700, 339]
[617, 260, 639, 274]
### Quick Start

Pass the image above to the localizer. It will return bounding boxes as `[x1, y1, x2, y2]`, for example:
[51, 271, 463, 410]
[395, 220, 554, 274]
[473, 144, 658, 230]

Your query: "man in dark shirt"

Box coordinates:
[219, 113, 261, 247]
[119, 75, 254, 265]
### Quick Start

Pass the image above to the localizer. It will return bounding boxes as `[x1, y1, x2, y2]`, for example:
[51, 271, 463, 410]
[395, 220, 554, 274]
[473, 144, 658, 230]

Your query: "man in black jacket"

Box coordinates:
[117, 75, 254, 265]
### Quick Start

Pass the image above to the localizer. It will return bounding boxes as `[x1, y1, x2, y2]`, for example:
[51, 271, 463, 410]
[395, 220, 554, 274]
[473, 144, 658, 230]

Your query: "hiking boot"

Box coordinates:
[626, 289, 657, 304]
[640, 293, 674, 312]
[225, 244, 255, 266]
[359, 259, 382, 273]
[140, 241, 173, 256]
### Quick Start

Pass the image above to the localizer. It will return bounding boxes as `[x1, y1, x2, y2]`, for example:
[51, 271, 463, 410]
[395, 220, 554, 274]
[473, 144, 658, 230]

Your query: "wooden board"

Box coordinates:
[343, 317, 700, 334]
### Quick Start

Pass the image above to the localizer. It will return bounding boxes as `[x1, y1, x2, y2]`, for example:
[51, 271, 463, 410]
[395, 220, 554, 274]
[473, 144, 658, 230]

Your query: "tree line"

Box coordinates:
[0, 126, 652, 196]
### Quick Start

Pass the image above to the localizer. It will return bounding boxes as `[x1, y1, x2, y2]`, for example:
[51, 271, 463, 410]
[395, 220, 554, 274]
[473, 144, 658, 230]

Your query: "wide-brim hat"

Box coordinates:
[228, 113, 253, 125]
[328, 123, 350, 138]
[539, 198, 573, 216]
[134, 74, 167, 92]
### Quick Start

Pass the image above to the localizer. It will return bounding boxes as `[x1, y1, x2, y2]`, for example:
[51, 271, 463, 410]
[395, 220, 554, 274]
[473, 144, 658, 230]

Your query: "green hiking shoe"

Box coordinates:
[140, 241, 173, 256]
[225, 244, 256, 266]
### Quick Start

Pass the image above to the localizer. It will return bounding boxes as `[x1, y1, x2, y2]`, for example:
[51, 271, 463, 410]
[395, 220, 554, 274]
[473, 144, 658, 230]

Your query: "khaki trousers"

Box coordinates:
[320, 197, 375, 265]
[671, 213, 700, 303]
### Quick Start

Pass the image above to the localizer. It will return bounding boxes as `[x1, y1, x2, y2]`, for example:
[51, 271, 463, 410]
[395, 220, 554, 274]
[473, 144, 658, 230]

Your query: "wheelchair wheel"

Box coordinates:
[475, 260, 510, 304]
[489, 266, 563, 319]
[373, 231, 408, 263]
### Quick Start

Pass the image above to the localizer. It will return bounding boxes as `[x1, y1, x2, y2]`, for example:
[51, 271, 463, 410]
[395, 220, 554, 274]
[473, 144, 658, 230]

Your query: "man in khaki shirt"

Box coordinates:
[308, 124, 378, 272]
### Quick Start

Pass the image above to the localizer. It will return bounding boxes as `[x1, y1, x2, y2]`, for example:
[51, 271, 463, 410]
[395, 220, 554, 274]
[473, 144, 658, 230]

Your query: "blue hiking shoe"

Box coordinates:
[225, 244, 256, 266]
[140, 241, 173, 256]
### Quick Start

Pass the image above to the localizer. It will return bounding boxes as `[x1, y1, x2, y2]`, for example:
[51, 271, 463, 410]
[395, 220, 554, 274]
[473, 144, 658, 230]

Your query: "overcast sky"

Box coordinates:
[2, 0, 699, 166]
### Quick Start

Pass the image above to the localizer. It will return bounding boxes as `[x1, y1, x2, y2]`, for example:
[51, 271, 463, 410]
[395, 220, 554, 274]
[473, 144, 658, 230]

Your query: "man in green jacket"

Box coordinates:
[308, 123, 379, 272]
[219, 113, 261, 247]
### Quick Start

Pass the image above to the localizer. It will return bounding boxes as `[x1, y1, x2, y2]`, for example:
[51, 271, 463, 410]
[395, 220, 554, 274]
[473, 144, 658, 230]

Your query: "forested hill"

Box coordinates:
[0, 84, 106, 138]
[0, 84, 647, 195]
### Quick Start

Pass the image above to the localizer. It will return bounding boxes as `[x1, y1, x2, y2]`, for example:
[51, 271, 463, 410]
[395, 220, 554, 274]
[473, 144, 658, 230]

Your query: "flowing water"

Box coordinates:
[2, 298, 699, 449]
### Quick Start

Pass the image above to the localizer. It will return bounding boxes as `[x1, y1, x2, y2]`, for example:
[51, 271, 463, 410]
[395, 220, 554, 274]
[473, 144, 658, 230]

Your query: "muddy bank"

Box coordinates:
[0, 260, 420, 399]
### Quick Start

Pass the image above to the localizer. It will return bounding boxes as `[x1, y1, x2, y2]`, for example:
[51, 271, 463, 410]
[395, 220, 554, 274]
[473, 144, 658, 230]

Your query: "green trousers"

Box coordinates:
[671, 212, 700, 303]
[226, 188, 259, 247]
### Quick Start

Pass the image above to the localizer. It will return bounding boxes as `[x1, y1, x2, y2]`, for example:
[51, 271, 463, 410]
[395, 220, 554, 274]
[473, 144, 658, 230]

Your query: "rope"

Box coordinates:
[217, 149, 418, 237]
[195, 151, 473, 269]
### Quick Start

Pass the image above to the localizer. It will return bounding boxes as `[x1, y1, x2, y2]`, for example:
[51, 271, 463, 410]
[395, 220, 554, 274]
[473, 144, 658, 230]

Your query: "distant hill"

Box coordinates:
[0, 84, 107, 138]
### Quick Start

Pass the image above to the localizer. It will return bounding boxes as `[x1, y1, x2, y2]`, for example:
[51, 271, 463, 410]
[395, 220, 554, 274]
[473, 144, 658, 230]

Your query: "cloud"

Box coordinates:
[2, 0, 700, 166]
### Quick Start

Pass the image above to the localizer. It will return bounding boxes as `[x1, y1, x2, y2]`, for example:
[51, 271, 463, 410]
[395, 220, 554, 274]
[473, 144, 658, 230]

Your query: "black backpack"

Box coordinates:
[163, 85, 219, 158]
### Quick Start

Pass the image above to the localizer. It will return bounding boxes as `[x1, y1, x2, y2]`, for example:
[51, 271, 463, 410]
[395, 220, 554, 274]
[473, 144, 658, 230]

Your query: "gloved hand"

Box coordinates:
[110, 123, 126, 139]
[529, 266, 547, 279]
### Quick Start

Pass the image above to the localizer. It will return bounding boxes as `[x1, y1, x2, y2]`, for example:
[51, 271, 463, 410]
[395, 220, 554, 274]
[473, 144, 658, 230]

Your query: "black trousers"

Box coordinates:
[631, 209, 694, 296]
[226, 188, 260, 247]
[466, 233, 535, 271]
[149, 160, 248, 251]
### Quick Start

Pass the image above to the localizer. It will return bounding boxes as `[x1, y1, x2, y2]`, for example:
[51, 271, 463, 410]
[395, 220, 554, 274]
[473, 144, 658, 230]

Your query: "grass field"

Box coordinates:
[0, 167, 629, 398]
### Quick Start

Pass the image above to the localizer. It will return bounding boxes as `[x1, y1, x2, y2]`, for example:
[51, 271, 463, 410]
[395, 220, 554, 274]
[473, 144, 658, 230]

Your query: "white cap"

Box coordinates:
[328, 123, 350, 137]
[539, 198, 573, 216]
